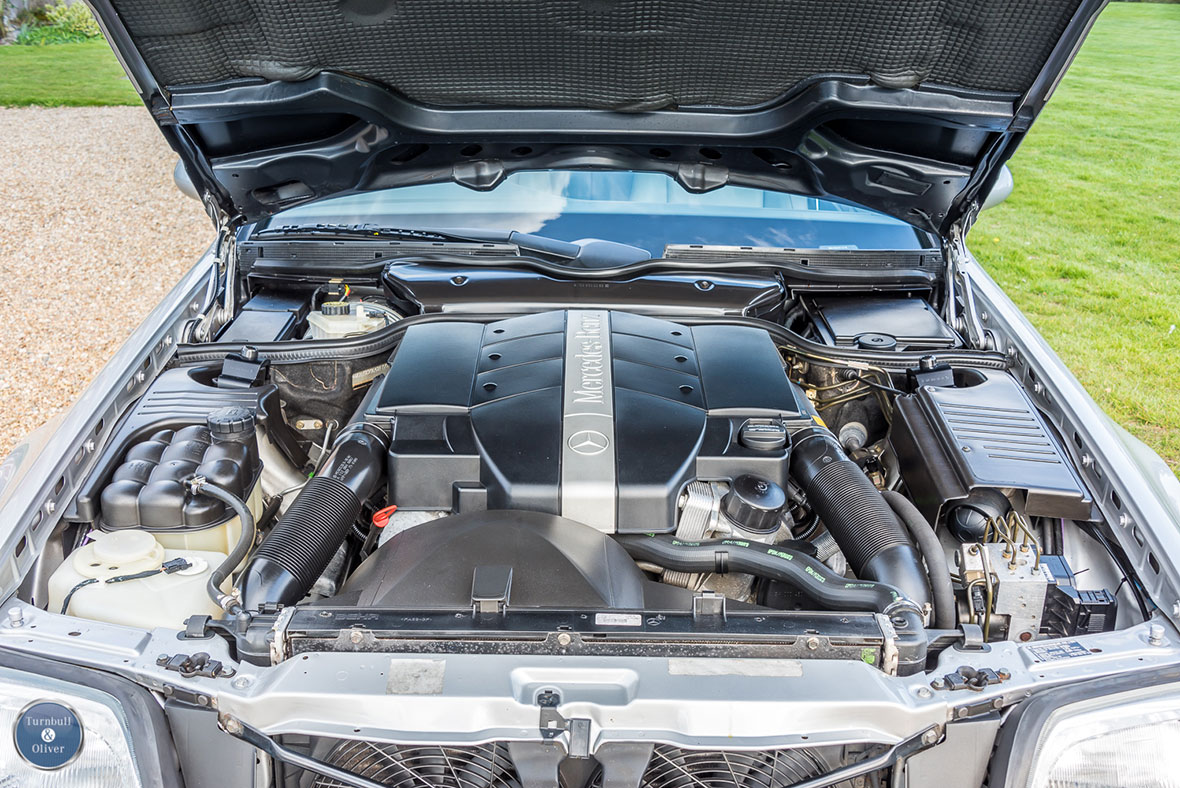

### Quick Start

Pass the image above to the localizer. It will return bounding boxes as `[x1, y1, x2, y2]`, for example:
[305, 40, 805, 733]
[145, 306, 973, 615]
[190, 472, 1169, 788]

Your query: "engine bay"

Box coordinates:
[28, 253, 1141, 675]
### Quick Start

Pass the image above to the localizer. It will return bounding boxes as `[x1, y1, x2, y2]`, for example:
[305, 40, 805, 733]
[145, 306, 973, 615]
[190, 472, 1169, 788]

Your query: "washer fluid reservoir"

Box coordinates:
[47, 530, 226, 629]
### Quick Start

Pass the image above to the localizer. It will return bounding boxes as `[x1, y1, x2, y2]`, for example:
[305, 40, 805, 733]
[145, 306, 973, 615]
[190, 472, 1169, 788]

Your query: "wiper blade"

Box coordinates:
[252, 223, 500, 243]
[253, 224, 651, 268]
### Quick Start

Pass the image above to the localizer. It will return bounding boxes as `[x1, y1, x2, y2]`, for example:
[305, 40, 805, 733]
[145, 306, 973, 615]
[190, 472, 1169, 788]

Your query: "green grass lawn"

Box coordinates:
[0, 39, 139, 106]
[971, 2, 1180, 470]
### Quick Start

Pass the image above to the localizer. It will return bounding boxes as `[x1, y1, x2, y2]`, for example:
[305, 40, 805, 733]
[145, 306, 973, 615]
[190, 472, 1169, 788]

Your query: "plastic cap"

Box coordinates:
[722, 475, 787, 534]
[739, 419, 788, 451]
[321, 301, 351, 316]
[855, 332, 898, 351]
[206, 406, 256, 441]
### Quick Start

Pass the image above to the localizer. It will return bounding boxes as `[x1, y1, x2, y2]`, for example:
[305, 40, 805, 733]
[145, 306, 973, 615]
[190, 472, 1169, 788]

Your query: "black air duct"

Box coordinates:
[790, 428, 930, 610]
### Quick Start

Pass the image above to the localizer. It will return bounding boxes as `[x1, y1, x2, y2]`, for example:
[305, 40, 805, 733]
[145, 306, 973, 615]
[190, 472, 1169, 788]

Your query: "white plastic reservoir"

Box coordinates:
[48, 530, 226, 629]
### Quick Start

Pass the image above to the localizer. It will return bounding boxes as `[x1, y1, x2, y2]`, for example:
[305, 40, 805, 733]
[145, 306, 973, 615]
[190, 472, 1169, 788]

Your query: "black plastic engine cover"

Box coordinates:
[368, 310, 804, 532]
[333, 510, 649, 609]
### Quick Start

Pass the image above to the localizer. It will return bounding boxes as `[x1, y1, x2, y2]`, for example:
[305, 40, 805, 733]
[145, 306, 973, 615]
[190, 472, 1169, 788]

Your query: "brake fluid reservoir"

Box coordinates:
[306, 301, 389, 340]
[47, 530, 226, 629]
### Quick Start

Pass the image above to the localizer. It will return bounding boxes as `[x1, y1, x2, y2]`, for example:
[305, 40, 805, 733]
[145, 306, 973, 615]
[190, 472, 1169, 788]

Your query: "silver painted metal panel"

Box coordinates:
[561, 310, 616, 532]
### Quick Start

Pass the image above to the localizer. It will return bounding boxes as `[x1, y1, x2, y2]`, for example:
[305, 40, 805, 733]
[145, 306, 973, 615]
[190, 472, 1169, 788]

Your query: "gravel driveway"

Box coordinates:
[0, 106, 210, 457]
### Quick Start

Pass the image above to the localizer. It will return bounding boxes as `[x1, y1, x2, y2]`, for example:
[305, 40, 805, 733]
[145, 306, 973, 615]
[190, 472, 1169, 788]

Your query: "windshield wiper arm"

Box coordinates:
[252, 223, 503, 244]
[253, 224, 650, 268]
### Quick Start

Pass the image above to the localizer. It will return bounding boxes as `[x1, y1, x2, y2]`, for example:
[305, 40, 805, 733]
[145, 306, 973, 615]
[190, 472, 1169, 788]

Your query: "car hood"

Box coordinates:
[89, 0, 1105, 237]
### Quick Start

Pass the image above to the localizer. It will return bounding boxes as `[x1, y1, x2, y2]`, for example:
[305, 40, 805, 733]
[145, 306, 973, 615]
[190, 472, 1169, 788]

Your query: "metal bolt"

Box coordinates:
[997, 668, 1011, 680]
[955, 707, 969, 719]
[231, 676, 253, 690]
[915, 687, 933, 699]
[349, 630, 364, 644]
[992, 698, 1004, 710]
[223, 717, 243, 735]
[1118, 514, 1131, 528]
[921, 729, 939, 745]
[7, 607, 24, 628]
[1033, 381, 1044, 395]
[1148, 623, 1166, 647]
[45, 501, 55, 514]
[1081, 454, 1094, 468]
[806, 636, 821, 651]
[556, 633, 572, 647]
[930, 678, 946, 690]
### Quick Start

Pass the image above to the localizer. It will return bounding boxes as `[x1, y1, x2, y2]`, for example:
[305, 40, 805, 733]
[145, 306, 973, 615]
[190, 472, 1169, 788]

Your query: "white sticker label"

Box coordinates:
[386, 659, 446, 695]
[594, 613, 642, 627]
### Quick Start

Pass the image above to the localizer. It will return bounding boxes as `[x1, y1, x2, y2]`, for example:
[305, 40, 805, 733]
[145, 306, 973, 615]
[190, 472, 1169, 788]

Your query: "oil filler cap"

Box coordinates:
[739, 419, 787, 451]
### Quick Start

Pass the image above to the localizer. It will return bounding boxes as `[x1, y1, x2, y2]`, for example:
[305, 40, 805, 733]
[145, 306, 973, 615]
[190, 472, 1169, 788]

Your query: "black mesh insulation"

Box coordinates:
[110, 0, 1082, 110]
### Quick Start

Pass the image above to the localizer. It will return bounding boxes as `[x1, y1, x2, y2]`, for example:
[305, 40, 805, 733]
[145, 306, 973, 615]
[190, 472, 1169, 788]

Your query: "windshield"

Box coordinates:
[267, 171, 927, 256]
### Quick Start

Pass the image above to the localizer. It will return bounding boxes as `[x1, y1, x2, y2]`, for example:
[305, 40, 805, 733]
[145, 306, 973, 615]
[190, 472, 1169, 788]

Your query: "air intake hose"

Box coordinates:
[239, 418, 387, 610]
[790, 427, 931, 611]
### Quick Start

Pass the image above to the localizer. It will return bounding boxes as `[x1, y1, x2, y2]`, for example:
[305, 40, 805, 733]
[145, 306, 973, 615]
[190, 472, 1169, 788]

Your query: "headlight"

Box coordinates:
[0, 666, 142, 786]
[0, 648, 180, 787]
[992, 664, 1180, 788]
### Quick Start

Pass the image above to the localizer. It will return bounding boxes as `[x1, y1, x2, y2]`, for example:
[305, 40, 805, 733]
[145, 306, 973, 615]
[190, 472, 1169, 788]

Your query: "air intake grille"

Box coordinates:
[640, 745, 828, 788]
[311, 740, 521, 788]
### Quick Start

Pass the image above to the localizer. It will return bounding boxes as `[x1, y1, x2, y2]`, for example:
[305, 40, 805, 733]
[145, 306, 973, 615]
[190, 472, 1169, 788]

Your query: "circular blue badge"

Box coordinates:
[13, 701, 83, 770]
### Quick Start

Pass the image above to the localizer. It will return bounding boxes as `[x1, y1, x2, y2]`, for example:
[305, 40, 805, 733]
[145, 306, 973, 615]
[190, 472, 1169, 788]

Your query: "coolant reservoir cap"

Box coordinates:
[206, 406, 256, 441]
[92, 529, 162, 564]
[722, 475, 787, 534]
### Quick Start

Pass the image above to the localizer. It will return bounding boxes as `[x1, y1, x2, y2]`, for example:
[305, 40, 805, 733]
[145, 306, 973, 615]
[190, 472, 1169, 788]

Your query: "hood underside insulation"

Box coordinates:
[112, 0, 1081, 110]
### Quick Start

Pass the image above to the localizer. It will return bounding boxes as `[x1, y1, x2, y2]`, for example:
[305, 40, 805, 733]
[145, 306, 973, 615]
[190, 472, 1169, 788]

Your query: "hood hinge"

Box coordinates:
[943, 201, 992, 351]
[190, 201, 242, 342]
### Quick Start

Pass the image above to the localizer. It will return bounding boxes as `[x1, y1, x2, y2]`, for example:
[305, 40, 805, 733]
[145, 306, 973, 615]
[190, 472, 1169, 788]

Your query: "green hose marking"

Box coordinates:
[843, 582, 875, 589]
[860, 648, 877, 665]
[720, 539, 751, 548]
[804, 566, 826, 583]
[767, 549, 794, 561]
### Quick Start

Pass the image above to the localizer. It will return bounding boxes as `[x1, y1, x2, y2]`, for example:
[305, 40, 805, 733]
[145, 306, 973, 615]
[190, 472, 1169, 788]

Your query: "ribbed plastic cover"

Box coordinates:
[99, 425, 259, 531]
[109, 0, 1080, 107]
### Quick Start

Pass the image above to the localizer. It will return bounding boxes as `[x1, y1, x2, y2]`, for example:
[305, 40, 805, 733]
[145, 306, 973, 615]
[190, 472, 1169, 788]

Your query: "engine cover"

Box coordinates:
[368, 310, 804, 532]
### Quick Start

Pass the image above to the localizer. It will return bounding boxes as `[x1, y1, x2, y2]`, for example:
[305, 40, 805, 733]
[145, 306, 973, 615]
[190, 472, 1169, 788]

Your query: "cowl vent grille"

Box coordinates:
[311, 740, 521, 788]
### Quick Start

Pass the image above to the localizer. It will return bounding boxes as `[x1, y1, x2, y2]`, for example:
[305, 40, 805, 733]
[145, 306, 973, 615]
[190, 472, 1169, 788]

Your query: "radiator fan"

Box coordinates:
[640, 745, 830, 788]
[312, 740, 521, 788]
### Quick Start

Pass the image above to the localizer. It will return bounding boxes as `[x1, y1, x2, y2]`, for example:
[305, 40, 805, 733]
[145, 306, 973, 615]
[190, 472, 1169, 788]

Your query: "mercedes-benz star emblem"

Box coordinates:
[568, 429, 610, 456]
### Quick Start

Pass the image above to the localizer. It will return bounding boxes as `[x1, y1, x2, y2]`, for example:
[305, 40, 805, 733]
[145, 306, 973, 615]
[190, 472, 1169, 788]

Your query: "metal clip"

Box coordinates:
[536, 691, 591, 759]
[692, 591, 726, 620]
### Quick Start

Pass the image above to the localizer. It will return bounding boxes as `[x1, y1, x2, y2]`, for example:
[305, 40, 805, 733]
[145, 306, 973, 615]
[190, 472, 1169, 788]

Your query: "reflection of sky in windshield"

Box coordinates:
[272, 171, 926, 254]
